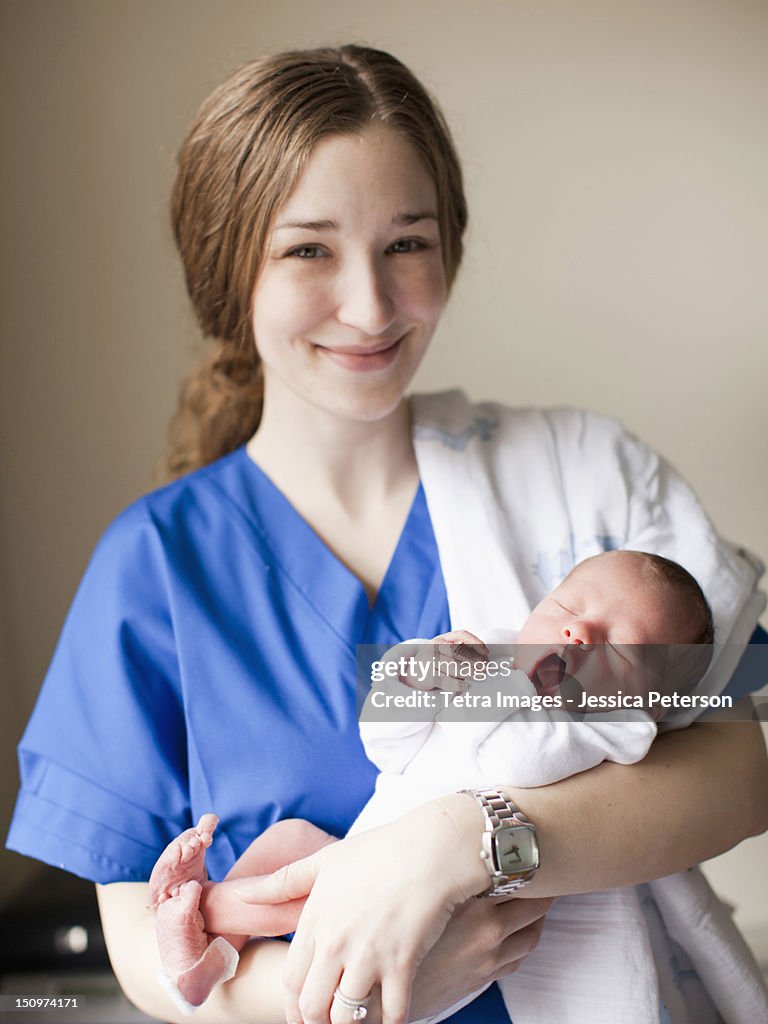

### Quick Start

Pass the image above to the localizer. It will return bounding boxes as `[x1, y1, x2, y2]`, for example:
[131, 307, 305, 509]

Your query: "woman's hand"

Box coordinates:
[200, 818, 338, 937]
[312, 895, 552, 1024]
[405, 893, 552, 1024]
[235, 794, 499, 1024]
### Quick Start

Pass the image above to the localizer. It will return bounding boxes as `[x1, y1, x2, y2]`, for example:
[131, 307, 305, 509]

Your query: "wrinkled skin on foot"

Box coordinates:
[155, 879, 209, 975]
[148, 815, 337, 1006]
[148, 813, 219, 909]
[147, 814, 227, 1006]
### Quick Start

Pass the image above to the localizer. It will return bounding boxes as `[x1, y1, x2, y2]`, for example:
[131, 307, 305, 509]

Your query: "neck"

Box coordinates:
[246, 389, 418, 514]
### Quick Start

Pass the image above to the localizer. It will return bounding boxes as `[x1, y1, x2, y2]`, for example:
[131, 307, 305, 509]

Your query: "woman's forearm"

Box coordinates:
[504, 715, 768, 898]
[96, 882, 288, 1024]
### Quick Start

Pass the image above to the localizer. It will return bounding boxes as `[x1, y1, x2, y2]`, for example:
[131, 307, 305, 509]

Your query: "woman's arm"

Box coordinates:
[237, 710, 767, 1024]
[511, 712, 768, 898]
[98, 868, 553, 1024]
[97, 882, 290, 1024]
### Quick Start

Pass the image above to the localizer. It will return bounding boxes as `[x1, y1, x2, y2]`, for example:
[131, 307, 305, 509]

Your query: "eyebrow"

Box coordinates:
[394, 211, 438, 226]
[273, 212, 438, 231]
[274, 218, 337, 232]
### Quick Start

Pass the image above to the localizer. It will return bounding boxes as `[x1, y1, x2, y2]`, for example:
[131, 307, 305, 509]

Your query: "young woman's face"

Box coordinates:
[251, 124, 447, 423]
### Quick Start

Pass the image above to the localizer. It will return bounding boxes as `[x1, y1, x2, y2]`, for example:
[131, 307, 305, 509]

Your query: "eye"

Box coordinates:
[555, 600, 575, 615]
[386, 238, 429, 255]
[285, 244, 327, 259]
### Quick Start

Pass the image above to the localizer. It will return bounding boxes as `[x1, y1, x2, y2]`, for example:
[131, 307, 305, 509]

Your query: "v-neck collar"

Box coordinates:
[227, 447, 447, 646]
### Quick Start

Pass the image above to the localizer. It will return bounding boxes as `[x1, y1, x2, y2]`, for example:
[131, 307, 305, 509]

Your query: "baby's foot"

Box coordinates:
[148, 813, 219, 909]
[155, 880, 239, 1008]
[156, 879, 209, 974]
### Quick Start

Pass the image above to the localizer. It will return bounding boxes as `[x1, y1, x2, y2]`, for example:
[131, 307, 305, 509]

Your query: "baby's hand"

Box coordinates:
[399, 630, 489, 693]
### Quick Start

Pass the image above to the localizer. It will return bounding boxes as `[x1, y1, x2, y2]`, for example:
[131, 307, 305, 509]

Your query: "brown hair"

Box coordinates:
[635, 552, 715, 648]
[163, 45, 467, 479]
[637, 551, 715, 697]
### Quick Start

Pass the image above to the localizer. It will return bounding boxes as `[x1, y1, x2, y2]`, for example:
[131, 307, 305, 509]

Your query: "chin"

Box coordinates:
[327, 388, 408, 424]
[314, 366, 419, 423]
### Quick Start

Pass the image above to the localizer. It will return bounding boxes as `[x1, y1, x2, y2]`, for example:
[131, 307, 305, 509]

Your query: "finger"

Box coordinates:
[330, 965, 377, 1024]
[400, 643, 464, 692]
[436, 631, 489, 657]
[194, 812, 219, 839]
[224, 820, 336, 881]
[282, 932, 315, 1024]
[436, 630, 487, 650]
[493, 916, 547, 979]
[295, 948, 341, 1024]
[234, 848, 327, 904]
[491, 896, 555, 927]
[199, 878, 306, 935]
[450, 643, 489, 664]
[380, 969, 414, 1024]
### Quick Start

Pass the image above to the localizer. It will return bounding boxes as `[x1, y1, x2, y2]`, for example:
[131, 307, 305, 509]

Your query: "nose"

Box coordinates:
[336, 257, 396, 337]
[562, 620, 595, 648]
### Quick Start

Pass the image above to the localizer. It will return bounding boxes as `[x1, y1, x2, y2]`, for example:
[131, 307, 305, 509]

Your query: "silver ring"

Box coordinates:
[333, 986, 370, 1020]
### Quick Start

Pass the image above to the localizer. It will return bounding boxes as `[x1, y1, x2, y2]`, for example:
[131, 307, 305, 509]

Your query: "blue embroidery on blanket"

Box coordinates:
[532, 534, 622, 590]
[639, 885, 712, 1021]
[413, 416, 499, 450]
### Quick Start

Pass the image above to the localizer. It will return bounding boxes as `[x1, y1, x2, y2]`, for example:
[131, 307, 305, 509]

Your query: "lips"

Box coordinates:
[530, 651, 567, 697]
[315, 336, 404, 371]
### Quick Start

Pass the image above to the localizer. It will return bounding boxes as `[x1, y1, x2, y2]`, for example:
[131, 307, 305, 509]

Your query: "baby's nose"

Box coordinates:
[562, 620, 594, 647]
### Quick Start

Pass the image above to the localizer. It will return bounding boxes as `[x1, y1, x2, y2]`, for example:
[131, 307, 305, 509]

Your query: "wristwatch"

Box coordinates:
[460, 788, 540, 896]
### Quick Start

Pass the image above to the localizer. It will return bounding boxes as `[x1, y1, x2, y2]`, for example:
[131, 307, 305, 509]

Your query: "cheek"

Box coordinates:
[394, 262, 447, 321]
[586, 655, 612, 693]
[252, 276, 333, 350]
[587, 654, 633, 695]
[516, 608, 555, 647]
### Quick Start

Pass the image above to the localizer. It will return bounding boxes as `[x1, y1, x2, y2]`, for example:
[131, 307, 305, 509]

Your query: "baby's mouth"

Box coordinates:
[530, 652, 568, 697]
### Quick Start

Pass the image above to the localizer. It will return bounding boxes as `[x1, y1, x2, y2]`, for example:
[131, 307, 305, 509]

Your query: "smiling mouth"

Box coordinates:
[315, 336, 405, 371]
[530, 652, 568, 697]
[321, 337, 402, 356]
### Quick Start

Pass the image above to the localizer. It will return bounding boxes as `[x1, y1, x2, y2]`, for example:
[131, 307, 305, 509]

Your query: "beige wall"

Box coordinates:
[2, 0, 766, 955]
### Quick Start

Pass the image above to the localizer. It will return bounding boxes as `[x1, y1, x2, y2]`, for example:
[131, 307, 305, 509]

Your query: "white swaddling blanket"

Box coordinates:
[354, 392, 768, 1024]
[354, 656, 657, 828]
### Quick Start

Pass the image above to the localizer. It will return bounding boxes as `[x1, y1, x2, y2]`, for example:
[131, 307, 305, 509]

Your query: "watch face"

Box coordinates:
[494, 825, 539, 874]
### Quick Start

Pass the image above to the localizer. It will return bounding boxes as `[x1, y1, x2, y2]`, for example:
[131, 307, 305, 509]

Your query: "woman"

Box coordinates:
[7, 45, 767, 1024]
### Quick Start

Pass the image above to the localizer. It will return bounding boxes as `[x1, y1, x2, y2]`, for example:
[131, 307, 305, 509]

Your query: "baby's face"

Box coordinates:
[515, 551, 692, 702]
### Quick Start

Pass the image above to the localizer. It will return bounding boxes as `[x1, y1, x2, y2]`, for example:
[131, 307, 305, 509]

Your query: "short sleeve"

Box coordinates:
[6, 503, 190, 883]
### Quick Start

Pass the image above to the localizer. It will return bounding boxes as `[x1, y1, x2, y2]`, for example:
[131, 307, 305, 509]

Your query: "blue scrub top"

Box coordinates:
[7, 447, 451, 882]
[7, 447, 512, 1023]
[6, 445, 763, 1024]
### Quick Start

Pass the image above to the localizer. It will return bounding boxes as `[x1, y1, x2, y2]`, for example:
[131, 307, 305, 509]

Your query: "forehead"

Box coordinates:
[561, 553, 696, 643]
[562, 552, 650, 591]
[277, 124, 437, 220]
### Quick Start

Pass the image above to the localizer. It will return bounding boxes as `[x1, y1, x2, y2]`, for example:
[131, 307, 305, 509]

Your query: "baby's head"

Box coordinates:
[515, 550, 714, 715]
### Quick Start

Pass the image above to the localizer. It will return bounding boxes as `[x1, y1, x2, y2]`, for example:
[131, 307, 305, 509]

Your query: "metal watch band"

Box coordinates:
[472, 788, 525, 829]
[461, 787, 538, 896]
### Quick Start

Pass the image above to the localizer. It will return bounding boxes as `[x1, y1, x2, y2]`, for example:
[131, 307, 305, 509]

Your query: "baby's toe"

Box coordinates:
[179, 836, 201, 862]
[196, 813, 219, 846]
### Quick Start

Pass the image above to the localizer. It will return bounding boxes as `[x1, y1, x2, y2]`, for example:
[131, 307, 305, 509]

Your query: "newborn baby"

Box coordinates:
[354, 548, 713, 828]
[148, 549, 714, 1013]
